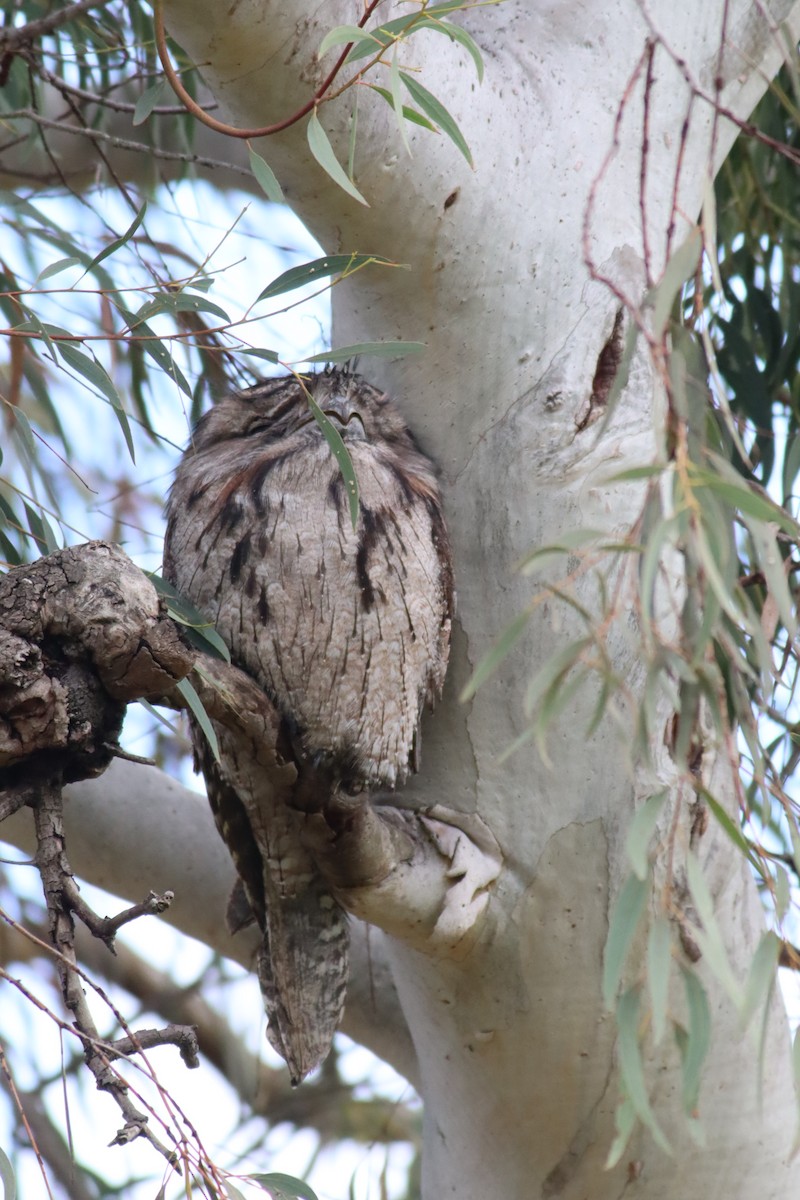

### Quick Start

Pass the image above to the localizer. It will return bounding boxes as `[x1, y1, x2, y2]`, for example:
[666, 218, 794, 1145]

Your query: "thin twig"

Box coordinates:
[0, 109, 253, 177]
[0, 0, 112, 52]
[108, 1025, 200, 1069]
[28, 774, 180, 1165]
[639, 40, 656, 288]
[61, 882, 174, 948]
[0, 1043, 57, 1199]
[34, 60, 219, 116]
[0, 788, 30, 822]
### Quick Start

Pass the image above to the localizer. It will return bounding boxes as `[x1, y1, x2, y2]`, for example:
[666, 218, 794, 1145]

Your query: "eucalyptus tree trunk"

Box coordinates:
[5, 2, 800, 1196]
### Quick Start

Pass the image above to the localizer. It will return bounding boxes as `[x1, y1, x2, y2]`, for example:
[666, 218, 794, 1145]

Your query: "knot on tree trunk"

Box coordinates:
[0, 540, 193, 780]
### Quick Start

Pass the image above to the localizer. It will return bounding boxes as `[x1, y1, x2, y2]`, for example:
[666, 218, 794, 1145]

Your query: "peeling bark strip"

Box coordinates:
[0, 541, 192, 778]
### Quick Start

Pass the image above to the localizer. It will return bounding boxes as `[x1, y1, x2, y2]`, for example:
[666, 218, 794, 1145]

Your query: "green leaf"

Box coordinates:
[459, 608, 532, 702]
[0, 1147, 16, 1200]
[318, 24, 373, 56]
[307, 112, 369, 205]
[605, 464, 669, 483]
[432, 20, 484, 83]
[605, 1095, 637, 1170]
[347, 91, 359, 177]
[12, 316, 67, 362]
[532, 665, 588, 766]
[305, 341, 426, 364]
[223, 1181, 247, 1200]
[626, 791, 667, 879]
[57, 342, 135, 462]
[306, 393, 360, 529]
[744, 517, 797, 638]
[603, 873, 649, 1010]
[617, 987, 671, 1153]
[176, 676, 220, 763]
[367, 84, 439, 131]
[132, 291, 231, 326]
[255, 254, 399, 304]
[697, 455, 800, 537]
[36, 256, 82, 282]
[9, 407, 37, 465]
[248, 146, 285, 204]
[400, 72, 473, 165]
[23, 502, 58, 555]
[647, 915, 672, 1046]
[650, 229, 702, 337]
[700, 789, 760, 873]
[516, 527, 605, 574]
[133, 77, 172, 125]
[685, 852, 743, 1008]
[677, 967, 711, 1113]
[114, 305, 193, 398]
[345, 4, 469, 63]
[149, 573, 231, 663]
[390, 43, 411, 154]
[239, 347, 280, 364]
[523, 636, 591, 717]
[248, 1173, 319, 1200]
[642, 506, 671, 633]
[741, 931, 779, 1032]
[85, 200, 147, 272]
[774, 862, 790, 923]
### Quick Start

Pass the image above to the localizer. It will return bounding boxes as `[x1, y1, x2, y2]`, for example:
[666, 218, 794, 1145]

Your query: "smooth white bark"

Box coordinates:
[5, 1, 800, 1194]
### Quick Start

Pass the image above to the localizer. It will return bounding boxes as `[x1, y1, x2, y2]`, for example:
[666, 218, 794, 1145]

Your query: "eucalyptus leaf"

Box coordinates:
[318, 24, 374, 56]
[176, 676, 220, 763]
[84, 200, 147, 272]
[400, 72, 473, 164]
[256, 254, 399, 304]
[248, 1172, 319, 1200]
[605, 1095, 637, 1170]
[626, 791, 667, 879]
[304, 392, 360, 529]
[0, 1148, 16, 1200]
[367, 85, 439, 131]
[523, 636, 591, 718]
[149, 573, 231, 663]
[650, 229, 702, 338]
[248, 147, 285, 204]
[685, 852, 743, 1008]
[647, 915, 672, 1046]
[56, 343, 135, 462]
[132, 77, 172, 125]
[460, 608, 532, 702]
[36, 256, 82, 282]
[305, 341, 425, 364]
[603, 872, 649, 1010]
[678, 967, 711, 1113]
[307, 112, 369, 206]
[741, 931, 780, 1032]
[617, 987, 671, 1152]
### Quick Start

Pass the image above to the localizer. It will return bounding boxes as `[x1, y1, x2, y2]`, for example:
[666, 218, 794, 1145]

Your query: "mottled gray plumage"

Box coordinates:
[163, 368, 453, 1082]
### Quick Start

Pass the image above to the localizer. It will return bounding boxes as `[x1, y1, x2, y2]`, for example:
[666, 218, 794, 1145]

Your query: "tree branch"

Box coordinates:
[28, 771, 181, 1165]
[0, 0, 113, 54]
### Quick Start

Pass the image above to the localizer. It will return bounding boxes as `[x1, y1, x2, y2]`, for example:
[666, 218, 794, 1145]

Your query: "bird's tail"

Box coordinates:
[258, 877, 350, 1085]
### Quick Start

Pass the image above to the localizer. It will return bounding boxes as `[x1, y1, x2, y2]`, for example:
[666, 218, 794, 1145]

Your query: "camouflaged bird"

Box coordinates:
[163, 367, 453, 1082]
